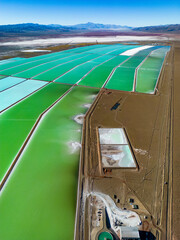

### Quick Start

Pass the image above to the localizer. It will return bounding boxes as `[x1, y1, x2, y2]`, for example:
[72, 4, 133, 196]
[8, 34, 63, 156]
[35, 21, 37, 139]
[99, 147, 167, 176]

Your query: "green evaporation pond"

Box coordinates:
[105, 46, 159, 91]
[0, 83, 71, 182]
[0, 86, 99, 240]
[135, 46, 170, 93]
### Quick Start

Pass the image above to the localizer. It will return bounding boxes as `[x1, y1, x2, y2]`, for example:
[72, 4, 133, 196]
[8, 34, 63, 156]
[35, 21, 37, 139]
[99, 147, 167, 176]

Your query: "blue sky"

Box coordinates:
[0, 0, 180, 26]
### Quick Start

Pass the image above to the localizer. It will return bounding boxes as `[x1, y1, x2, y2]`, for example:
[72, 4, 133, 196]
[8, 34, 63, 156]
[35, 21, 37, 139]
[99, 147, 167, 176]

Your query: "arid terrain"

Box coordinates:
[75, 40, 180, 240]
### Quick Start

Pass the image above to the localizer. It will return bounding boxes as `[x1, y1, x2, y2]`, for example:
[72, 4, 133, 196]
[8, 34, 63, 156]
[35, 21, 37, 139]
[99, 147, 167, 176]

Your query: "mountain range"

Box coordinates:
[0, 22, 179, 38]
[69, 22, 131, 30]
[133, 24, 180, 33]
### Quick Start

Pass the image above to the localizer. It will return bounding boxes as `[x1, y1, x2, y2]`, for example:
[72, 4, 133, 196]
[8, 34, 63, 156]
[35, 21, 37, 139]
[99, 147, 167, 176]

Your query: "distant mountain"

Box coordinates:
[0, 22, 131, 33]
[0, 22, 132, 38]
[71, 22, 131, 30]
[0, 23, 179, 39]
[0, 23, 72, 33]
[0, 22, 132, 39]
[0, 23, 76, 38]
[133, 24, 180, 34]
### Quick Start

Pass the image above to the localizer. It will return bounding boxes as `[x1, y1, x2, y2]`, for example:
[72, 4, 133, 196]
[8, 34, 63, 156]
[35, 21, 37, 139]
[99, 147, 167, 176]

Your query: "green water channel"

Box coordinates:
[0, 53, 78, 76]
[56, 45, 139, 86]
[32, 54, 100, 81]
[0, 86, 99, 240]
[64, 44, 109, 54]
[13, 53, 91, 79]
[32, 45, 134, 82]
[79, 55, 129, 88]
[12, 46, 120, 80]
[105, 46, 159, 91]
[84, 44, 124, 55]
[0, 44, 110, 73]
[135, 47, 170, 93]
[0, 83, 70, 182]
[0, 51, 71, 72]
[55, 54, 114, 84]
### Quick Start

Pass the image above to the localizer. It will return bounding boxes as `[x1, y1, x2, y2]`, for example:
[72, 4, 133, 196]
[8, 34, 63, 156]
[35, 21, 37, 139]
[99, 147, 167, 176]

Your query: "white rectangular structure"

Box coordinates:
[98, 128, 136, 168]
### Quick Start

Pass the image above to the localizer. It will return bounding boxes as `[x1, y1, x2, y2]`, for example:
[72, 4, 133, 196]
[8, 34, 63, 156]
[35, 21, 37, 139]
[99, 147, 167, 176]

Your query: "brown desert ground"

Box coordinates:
[75, 40, 180, 240]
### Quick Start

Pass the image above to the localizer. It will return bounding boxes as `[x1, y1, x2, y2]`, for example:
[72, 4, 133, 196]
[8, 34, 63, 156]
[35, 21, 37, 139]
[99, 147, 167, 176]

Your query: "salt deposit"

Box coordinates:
[120, 45, 152, 56]
[0, 36, 169, 47]
[21, 49, 51, 52]
[68, 141, 81, 154]
[73, 114, 85, 125]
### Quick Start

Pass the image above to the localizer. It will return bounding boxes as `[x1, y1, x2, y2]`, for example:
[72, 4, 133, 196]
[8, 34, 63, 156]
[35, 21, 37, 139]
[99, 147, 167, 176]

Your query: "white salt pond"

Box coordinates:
[0, 36, 170, 47]
[120, 45, 152, 56]
[21, 49, 51, 52]
[99, 128, 128, 145]
[98, 128, 136, 168]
